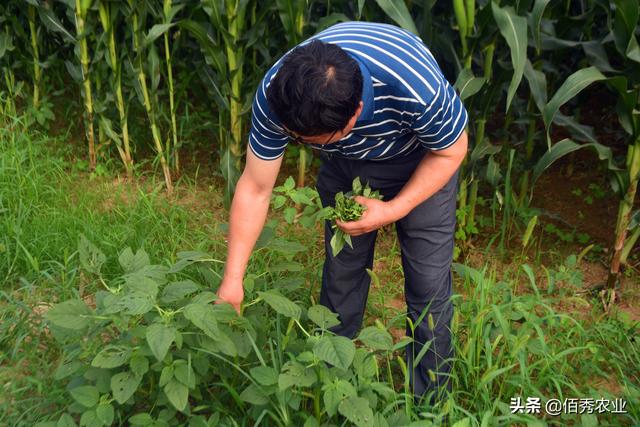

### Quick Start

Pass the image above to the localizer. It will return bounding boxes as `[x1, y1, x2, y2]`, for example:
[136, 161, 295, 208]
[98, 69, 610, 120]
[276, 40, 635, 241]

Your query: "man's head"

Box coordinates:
[266, 39, 363, 145]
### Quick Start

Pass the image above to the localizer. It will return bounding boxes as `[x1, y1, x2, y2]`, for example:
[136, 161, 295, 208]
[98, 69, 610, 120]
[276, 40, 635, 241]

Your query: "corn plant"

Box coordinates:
[27, 3, 41, 109]
[127, 0, 173, 194]
[74, 0, 97, 169]
[181, 0, 258, 206]
[275, 0, 310, 188]
[601, 0, 640, 293]
[162, 0, 181, 175]
[97, 0, 133, 178]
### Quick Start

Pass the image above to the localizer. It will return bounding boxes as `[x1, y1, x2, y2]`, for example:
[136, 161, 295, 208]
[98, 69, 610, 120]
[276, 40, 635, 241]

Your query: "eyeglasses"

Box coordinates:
[281, 127, 338, 146]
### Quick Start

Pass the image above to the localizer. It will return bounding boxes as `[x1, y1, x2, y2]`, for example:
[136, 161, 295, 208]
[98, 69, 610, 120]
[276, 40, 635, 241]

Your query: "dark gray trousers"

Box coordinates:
[315, 148, 458, 405]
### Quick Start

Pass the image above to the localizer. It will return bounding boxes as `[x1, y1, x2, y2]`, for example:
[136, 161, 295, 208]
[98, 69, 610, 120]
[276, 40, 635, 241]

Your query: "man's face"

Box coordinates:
[284, 101, 364, 146]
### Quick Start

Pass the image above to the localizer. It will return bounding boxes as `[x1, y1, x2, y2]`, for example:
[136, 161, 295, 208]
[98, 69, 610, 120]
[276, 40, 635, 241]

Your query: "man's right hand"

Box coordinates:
[218, 149, 282, 316]
[215, 278, 244, 314]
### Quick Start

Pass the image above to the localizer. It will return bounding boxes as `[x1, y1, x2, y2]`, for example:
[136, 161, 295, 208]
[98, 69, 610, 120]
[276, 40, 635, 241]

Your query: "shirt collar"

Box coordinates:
[352, 55, 374, 123]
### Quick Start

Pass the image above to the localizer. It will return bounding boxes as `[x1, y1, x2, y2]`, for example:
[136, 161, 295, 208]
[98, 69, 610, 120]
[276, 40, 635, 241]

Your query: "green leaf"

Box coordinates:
[117, 292, 155, 315]
[307, 305, 341, 329]
[0, 32, 13, 60]
[128, 413, 154, 426]
[96, 403, 114, 426]
[161, 280, 201, 303]
[220, 148, 240, 209]
[268, 238, 307, 254]
[323, 380, 357, 417]
[278, 361, 317, 390]
[338, 396, 374, 427]
[542, 67, 606, 146]
[168, 250, 211, 273]
[56, 413, 77, 427]
[92, 346, 131, 369]
[258, 290, 301, 320]
[118, 247, 150, 273]
[123, 275, 159, 298]
[451, 417, 472, 427]
[255, 225, 276, 249]
[313, 335, 355, 370]
[79, 410, 98, 427]
[250, 366, 278, 386]
[532, 139, 620, 186]
[239, 383, 269, 405]
[144, 23, 175, 47]
[353, 348, 378, 380]
[111, 371, 141, 404]
[454, 68, 486, 101]
[523, 59, 547, 113]
[283, 207, 297, 224]
[283, 176, 296, 191]
[269, 261, 303, 272]
[183, 303, 221, 339]
[479, 363, 516, 388]
[78, 234, 106, 275]
[529, 0, 550, 52]
[330, 230, 346, 257]
[374, 0, 419, 35]
[46, 300, 92, 330]
[174, 362, 196, 389]
[492, 3, 527, 112]
[357, 326, 393, 351]
[130, 355, 149, 377]
[38, 6, 76, 43]
[70, 385, 99, 408]
[554, 113, 596, 143]
[146, 323, 176, 362]
[164, 378, 189, 412]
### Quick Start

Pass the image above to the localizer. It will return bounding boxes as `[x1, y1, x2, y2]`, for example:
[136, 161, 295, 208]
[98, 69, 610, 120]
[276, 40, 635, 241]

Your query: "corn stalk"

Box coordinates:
[74, 0, 97, 169]
[608, 139, 640, 291]
[27, 4, 41, 109]
[98, 1, 133, 178]
[162, 0, 180, 175]
[276, 0, 308, 187]
[129, 2, 173, 194]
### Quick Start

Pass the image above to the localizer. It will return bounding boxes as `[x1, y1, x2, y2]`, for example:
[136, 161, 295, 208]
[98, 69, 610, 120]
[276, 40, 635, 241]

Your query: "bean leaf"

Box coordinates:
[313, 335, 355, 370]
[146, 323, 176, 362]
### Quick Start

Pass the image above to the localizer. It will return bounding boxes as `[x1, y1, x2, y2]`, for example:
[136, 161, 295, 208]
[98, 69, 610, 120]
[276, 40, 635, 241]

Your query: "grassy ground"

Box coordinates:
[0, 115, 638, 426]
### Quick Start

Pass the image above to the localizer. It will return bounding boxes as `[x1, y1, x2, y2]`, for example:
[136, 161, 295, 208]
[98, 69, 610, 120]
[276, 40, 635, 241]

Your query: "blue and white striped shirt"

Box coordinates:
[248, 21, 468, 161]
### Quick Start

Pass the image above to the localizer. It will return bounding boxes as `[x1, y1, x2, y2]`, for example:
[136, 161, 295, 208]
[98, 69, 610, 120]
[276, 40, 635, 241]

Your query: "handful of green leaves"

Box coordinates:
[329, 177, 383, 256]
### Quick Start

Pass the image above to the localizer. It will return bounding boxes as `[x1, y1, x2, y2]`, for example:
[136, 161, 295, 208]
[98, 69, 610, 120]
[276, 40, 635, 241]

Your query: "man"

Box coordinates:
[216, 21, 468, 405]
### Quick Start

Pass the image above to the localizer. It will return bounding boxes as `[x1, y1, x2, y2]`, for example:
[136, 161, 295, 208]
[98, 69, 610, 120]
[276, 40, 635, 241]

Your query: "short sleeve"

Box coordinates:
[247, 76, 289, 160]
[411, 78, 468, 150]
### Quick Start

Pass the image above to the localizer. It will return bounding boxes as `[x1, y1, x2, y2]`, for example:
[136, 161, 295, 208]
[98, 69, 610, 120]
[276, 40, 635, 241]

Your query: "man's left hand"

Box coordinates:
[335, 196, 400, 236]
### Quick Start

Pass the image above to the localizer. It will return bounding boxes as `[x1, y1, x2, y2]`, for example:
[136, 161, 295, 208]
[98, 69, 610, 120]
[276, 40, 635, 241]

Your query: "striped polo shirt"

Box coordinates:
[248, 21, 468, 161]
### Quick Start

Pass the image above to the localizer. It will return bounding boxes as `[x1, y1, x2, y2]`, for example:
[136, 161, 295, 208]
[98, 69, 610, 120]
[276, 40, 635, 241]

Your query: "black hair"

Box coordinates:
[266, 39, 363, 136]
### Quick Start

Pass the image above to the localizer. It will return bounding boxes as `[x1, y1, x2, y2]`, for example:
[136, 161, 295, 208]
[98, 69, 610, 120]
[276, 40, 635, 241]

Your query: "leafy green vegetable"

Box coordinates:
[328, 177, 383, 256]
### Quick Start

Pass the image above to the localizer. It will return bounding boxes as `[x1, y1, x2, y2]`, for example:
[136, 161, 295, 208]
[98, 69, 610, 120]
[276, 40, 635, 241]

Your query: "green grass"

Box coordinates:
[0, 116, 638, 426]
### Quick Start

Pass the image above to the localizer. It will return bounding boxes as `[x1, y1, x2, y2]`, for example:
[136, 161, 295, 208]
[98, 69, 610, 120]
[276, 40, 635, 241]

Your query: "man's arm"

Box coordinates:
[336, 130, 468, 236]
[216, 149, 282, 312]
